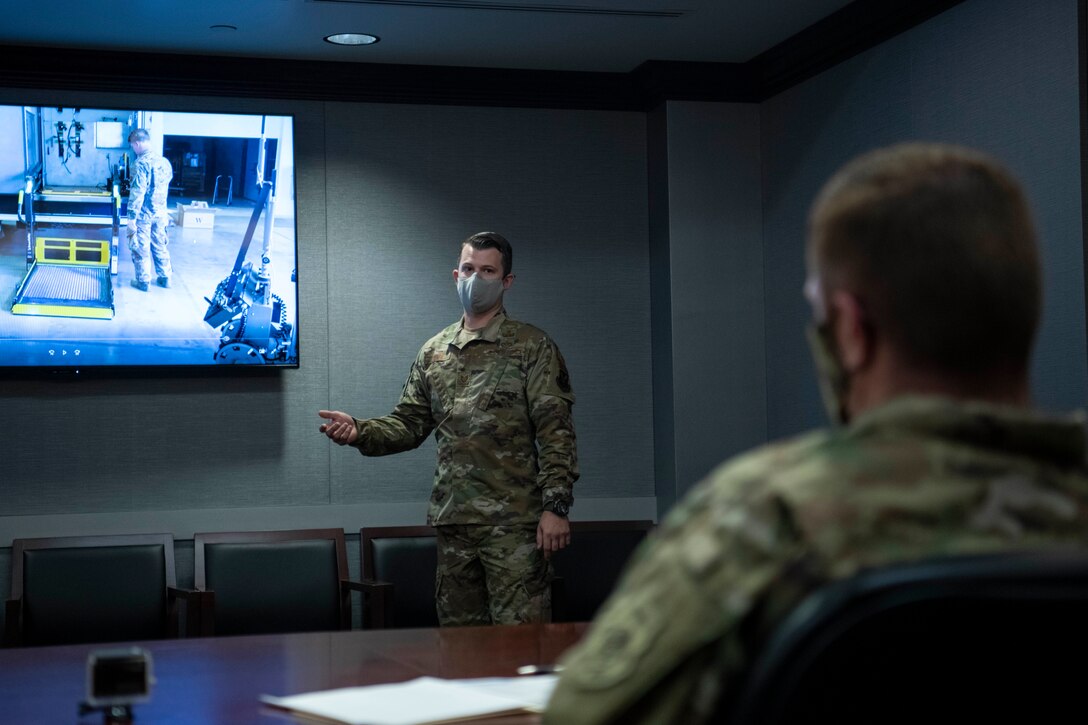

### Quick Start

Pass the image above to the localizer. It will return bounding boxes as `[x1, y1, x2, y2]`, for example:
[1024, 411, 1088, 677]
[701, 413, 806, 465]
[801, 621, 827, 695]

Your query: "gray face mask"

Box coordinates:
[457, 273, 504, 315]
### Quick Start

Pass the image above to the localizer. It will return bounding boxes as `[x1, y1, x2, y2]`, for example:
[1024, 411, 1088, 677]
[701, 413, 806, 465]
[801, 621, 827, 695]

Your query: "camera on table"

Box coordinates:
[80, 647, 154, 723]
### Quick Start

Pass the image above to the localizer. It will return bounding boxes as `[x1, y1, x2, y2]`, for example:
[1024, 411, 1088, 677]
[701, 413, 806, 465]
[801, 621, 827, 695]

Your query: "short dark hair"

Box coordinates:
[462, 231, 513, 277]
[808, 142, 1041, 378]
[128, 128, 150, 143]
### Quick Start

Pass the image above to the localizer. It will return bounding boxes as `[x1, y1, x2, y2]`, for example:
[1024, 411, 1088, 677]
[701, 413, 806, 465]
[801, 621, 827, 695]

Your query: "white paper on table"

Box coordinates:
[452, 675, 559, 712]
[260, 674, 559, 725]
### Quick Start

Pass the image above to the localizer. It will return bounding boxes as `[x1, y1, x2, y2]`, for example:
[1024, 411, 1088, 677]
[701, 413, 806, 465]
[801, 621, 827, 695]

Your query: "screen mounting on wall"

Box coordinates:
[0, 106, 298, 372]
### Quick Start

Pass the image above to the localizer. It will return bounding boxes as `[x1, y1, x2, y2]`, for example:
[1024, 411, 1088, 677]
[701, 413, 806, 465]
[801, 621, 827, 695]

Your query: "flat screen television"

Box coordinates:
[0, 105, 298, 373]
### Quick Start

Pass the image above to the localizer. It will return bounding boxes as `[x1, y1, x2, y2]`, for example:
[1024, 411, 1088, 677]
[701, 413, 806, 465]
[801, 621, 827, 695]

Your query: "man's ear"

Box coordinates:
[828, 289, 871, 372]
[502, 274, 515, 290]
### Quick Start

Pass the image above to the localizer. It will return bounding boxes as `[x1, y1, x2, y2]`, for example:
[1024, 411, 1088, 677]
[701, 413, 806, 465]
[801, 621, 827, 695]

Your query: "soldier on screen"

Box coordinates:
[126, 127, 173, 292]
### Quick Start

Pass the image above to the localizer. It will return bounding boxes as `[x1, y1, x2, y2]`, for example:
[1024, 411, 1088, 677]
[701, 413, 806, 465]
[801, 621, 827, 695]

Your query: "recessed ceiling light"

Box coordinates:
[324, 33, 380, 46]
[209, 24, 238, 31]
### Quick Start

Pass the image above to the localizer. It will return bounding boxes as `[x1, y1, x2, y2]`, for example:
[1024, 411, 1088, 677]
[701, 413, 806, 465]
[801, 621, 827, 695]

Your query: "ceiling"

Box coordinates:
[1, 0, 858, 73]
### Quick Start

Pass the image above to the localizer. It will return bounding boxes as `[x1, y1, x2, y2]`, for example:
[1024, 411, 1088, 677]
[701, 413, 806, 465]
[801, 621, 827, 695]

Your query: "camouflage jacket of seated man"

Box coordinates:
[545, 396, 1088, 725]
[351, 309, 578, 524]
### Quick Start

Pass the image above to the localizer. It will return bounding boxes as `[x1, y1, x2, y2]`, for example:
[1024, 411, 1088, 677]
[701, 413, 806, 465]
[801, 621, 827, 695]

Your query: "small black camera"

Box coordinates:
[85, 647, 154, 708]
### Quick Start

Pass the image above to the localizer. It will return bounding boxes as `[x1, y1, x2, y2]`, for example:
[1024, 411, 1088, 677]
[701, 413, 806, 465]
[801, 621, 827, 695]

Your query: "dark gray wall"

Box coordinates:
[323, 102, 655, 512]
[650, 101, 766, 507]
[760, 0, 1086, 438]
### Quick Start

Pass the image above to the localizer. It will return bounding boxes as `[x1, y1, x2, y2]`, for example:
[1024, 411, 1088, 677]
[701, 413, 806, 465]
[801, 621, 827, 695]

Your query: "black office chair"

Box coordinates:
[550, 520, 654, 622]
[359, 525, 438, 628]
[5, 533, 201, 647]
[722, 550, 1088, 725]
[193, 528, 372, 636]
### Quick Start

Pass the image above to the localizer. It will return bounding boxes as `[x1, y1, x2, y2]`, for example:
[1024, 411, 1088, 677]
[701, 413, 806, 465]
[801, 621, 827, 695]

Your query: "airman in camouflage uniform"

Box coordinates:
[545, 143, 1088, 724]
[320, 232, 577, 626]
[546, 397, 1088, 724]
[126, 128, 173, 291]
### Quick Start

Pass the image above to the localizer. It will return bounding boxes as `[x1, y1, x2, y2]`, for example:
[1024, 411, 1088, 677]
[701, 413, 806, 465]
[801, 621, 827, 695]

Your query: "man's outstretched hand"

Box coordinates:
[319, 410, 358, 446]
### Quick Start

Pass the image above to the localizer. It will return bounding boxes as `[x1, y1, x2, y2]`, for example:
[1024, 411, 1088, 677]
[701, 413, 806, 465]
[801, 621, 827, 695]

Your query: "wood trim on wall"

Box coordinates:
[749, 0, 967, 100]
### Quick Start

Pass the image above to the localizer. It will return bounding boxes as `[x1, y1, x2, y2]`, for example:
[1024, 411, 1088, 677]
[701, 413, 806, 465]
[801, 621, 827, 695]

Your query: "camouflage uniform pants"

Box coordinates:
[435, 523, 552, 626]
[129, 212, 172, 283]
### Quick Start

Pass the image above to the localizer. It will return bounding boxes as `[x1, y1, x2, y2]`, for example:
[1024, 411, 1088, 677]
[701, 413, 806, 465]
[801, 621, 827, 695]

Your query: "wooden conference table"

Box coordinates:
[0, 622, 589, 724]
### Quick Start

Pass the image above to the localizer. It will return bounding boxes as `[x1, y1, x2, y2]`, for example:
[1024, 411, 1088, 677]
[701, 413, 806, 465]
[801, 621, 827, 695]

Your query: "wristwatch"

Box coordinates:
[543, 499, 570, 518]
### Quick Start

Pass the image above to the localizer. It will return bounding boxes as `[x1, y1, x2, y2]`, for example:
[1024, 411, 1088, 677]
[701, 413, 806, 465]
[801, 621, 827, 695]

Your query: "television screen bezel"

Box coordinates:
[0, 103, 301, 378]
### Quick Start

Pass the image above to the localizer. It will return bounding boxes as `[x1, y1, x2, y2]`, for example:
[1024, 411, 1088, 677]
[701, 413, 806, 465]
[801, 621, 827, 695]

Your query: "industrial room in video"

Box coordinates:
[0, 106, 299, 367]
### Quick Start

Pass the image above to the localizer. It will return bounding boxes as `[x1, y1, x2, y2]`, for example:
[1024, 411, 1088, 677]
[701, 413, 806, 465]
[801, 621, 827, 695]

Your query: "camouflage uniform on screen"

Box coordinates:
[545, 396, 1088, 725]
[353, 309, 578, 625]
[127, 150, 173, 284]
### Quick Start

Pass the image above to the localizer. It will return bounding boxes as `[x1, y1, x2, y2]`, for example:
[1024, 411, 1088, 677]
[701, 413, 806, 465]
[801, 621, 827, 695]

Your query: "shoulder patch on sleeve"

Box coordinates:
[564, 587, 665, 689]
[556, 349, 572, 393]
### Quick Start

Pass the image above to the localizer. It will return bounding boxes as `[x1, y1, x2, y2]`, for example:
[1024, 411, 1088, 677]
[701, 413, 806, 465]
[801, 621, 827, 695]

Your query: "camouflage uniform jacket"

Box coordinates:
[127, 152, 173, 221]
[546, 396, 1088, 725]
[353, 310, 578, 525]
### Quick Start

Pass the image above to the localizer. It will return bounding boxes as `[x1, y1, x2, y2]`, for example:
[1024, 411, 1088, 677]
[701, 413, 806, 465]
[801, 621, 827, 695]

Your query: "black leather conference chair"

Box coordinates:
[722, 550, 1088, 725]
[359, 526, 438, 628]
[193, 528, 374, 636]
[5, 533, 200, 647]
[550, 520, 654, 622]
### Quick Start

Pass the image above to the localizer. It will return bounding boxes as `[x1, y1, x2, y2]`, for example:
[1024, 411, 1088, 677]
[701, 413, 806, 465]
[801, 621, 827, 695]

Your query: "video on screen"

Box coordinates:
[0, 106, 298, 369]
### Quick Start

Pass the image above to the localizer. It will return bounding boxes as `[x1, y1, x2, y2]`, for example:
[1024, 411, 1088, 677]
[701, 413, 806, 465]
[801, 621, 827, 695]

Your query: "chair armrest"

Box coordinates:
[342, 579, 393, 629]
[4, 599, 20, 647]
[170, 587, 215, 637]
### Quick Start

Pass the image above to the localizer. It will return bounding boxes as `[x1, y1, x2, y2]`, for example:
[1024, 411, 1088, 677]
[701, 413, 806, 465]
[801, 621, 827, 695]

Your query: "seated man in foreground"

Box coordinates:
[545, 142, 1088, 725]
